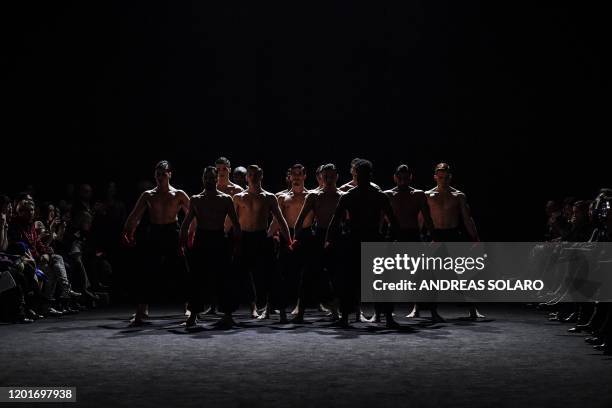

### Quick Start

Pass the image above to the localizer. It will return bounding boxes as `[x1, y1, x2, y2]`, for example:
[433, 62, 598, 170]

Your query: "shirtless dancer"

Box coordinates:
[123, 161, 190, 326]
[233, 165, 292, 322]
[383, 164, 434, 320]
[210, 157, 259, 317]
[339, 157, 381, 192]
[426, 162, 484, 320]
[270, 164, 313, 315]
[232, 166, 248, 189]
[339, 158, 380, 322]
[294, 163, 343, 322]
[180, 166, 241, 328]
[216, 157, 244, 196]
[327, 159, 400, 328]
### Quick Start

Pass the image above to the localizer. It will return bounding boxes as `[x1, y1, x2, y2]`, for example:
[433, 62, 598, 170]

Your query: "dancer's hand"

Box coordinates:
[178, 234, 188, 255]
[289, 239, 299, 251]
[121, 231, 135, 247]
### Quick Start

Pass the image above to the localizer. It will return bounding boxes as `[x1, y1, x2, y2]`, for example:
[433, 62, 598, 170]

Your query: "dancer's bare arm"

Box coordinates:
[123, 192, 149, 243]
[459, 193, 479, 242]
[269, 194, 291, 243]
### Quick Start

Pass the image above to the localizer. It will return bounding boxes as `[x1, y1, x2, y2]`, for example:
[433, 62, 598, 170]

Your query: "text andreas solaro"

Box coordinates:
[360, 242, 612, 303]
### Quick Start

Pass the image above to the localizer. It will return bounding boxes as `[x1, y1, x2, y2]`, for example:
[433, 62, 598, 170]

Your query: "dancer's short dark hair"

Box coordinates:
[395, 164, 413, 176]
[155, 160, 171, 172]
[248, 164, 263, 176]
[203, 166, 217, 176]
[290, 163, 306, 174]
[434, 162, 450, 173]
[354, 159, 373, 175]
[321, 163, 337, 173]
[215, 157, 231, 167]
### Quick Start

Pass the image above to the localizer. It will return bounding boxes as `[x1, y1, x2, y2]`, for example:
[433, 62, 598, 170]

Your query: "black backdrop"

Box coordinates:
[2, 1, 610, 240]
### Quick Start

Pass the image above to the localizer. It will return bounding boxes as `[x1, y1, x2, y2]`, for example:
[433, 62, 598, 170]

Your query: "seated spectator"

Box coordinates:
[8, 199, 80, 317]
[1, 195, 11, 252]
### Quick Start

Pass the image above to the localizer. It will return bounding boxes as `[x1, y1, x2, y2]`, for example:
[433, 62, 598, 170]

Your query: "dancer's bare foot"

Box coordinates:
[291, 304, 300, 315]
[406, 304, 420, 318]
[203, 306, 218, 316]
[468, 307, 485, 319]
[319, 303, 330, 313]
[131, 304, 149, 322]
[327, 310, 340, 321]
[185, 314, 198, 328]
[128, 314, 147, 327]
[250, 304, 260, 319]
[355, 311, 373, 323]
[257, 308, 270, 320]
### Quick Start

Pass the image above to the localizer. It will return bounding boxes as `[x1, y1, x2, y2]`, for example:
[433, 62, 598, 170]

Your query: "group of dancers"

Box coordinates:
[121, 157, 483, 329]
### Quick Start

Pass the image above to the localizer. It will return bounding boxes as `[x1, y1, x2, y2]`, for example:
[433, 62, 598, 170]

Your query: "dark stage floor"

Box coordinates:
[1, 305, 611, 408]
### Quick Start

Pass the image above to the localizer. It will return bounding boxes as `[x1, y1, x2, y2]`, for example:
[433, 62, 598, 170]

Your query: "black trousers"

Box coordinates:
[338, 231, 390, 317]
[278, 228, 300, 306]
[396, 228, 421, 242]
[432, 227, 466, 242]
[133, 223, 185, 304]
[293, 228, 334, 309]
[239, 231, 285, 310]
[187, 229, 237, 314]
[392, 228, 425, 313]
[430, 227, 478, 311]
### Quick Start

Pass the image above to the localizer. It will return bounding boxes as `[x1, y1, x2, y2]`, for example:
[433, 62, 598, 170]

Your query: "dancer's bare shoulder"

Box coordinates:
[384, 187, 397, 197]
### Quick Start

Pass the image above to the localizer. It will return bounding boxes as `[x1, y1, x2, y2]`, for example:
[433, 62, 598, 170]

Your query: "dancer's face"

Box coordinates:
[154, 168, 171, 184]
[434, 170, 451, 186]
[316, 173, 324, 188]
[290, 168, 305, 187]
[216, 164, 230, 180]
[394, 172, 412, 188]
[203, 171, 217, 190]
